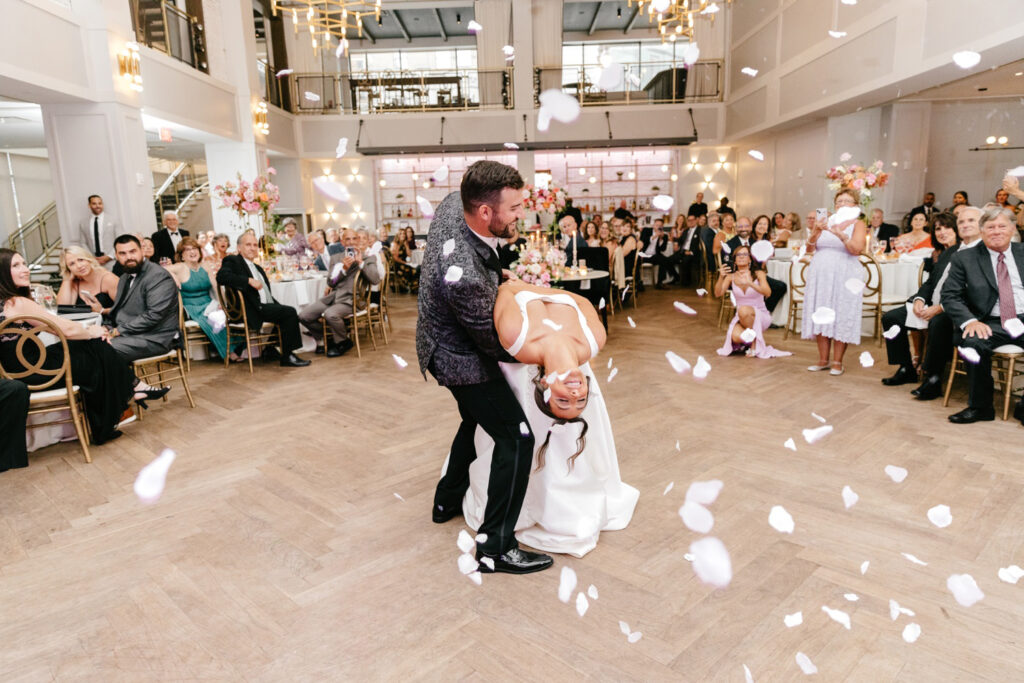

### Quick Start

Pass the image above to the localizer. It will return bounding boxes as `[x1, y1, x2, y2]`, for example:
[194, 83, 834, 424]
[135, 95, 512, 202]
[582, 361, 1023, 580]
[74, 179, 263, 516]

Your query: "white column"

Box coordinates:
[510, 0, 534, 115]
[531, 0, 563, 92]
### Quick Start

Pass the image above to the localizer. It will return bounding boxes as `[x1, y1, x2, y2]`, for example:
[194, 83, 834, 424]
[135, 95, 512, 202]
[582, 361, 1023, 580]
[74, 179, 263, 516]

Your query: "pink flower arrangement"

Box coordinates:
[825, 158, 890, 207]
[510, 245, 565, 287]
[522, 184, 568, 214]
[213, 168, 280, 222]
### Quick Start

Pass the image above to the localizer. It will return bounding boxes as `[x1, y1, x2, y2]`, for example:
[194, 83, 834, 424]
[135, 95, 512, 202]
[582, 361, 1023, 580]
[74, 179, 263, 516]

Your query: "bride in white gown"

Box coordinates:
[449, 280, 639, 558]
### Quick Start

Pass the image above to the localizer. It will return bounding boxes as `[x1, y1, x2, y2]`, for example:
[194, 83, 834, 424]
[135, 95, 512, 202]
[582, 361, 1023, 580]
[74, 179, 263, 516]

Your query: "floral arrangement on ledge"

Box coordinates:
[510, 243, 565, 287]
[825, 155, 890, 208]
[213, 167, 280, 223]
[522, 184, 568, 214]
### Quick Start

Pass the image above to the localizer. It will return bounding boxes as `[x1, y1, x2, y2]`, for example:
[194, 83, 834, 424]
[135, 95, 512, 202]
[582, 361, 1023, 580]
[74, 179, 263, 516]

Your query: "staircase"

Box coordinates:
[7, 202, 64, 287]
[153, 162, 208, 227]
[133, 0, 168, 54]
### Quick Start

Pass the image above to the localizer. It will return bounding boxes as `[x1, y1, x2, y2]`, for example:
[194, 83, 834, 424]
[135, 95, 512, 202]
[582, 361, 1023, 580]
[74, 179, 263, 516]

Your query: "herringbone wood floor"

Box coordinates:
[1, 289, 1023, 681]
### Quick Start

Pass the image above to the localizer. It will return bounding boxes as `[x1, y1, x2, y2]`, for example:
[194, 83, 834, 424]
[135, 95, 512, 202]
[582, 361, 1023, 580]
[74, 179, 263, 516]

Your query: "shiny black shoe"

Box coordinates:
[1014, 402, 1024, 423]
[280, 353, 311, 367]
[261, 346, 282, 362]
[912, 375, 943, 400]
[432, 502, 463, 523]
[326, 339, 354, 358]
[948, 407, 995, 424]
[476, 547, 553, 575]
[314, 344, 325, 355]
[881, 366, 917, 386]
[133, 386, 170, 409]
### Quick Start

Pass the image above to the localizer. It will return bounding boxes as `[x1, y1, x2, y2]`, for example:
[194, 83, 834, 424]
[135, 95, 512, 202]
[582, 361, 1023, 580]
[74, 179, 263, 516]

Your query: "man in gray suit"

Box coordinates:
[416, 160, 553, 576]
[298, 230, 381, 357]
[105, 234, 180, 361]
[76, 194, 120, 267]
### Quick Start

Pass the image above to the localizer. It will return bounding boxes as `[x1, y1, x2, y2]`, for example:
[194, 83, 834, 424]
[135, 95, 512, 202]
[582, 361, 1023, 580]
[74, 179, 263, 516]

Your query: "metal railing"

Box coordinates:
[256, 60, 284, 110]
[129, 0, 208, 74]
[279, 67, 514, 115]
[533, 59, 722, 106]
[8, 202, 61, 267]
[154, 163, 207, 224]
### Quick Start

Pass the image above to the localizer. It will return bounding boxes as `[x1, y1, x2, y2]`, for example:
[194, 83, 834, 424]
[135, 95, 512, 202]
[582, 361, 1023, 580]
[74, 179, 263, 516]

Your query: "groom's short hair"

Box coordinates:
[461, 161, 524, 214]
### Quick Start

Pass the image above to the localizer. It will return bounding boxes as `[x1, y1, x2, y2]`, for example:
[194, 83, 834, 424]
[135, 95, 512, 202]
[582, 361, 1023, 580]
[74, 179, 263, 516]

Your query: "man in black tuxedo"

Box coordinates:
[725, 216, 787, 312]
[687, 191, 708, 218]
[700, 212, 720, 272]
[910, 192, 938, 223]
[498, 226, 528, 270]
[416, 161, 553, 575]
[881, 208, 982, 399]
[637, 219, 676, 289]
[868, 209, 900, 252]
[216, 232, 310, 367]
[673, 214, 702, 287]
[941, 206, 1024, 424]
[151, 211, 189, 263]
[0, 379, 29, 473]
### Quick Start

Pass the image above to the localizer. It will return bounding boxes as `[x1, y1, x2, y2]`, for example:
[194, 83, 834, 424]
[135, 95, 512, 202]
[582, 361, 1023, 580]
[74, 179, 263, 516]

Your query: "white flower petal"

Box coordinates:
[673, 301, 697, 315]
[588, 584, 598, 600]
[466, 570, 483, 585]
[444, 265, 464, 283]
[883, 324, 901, 340]
[769, 505, 795, 534]
[952, 50, 981, 69]
[739, 327, 757, 343]
[902, 622, 921, 643]
[467, 19, 482, 33]
[433, 163, 449, 182]
[682, 42, 700, 66]
[416, 195, 434, 218]
[519, 422, 530, 436]
[542, 318, 563, 331]
[811, 412, 827, 423]
[457, 529, 475, 553]
[597, 61, 623, 90]
[134, 449, 176, 504]
[627, 316, 637, 328]
[693, 355, 712, 380]
[741, 67, 759, 77]
[885, 465, 908, 483]
[663, 481, 675, 496]
[822, 605, 851, 630]
[627, 631, 642, 643]
[839, 152, 852, 162]
[502, 44, 515, 57]
[842, 485, 859, 509]
[537, 89, 581, 130]
[442, 238, 456, 257]
[927, 504, 952, 528]
[743, 664, 754, 683]
[811, 307, 836, 325]
[958, 346, 981, 364]
[685, 480, 723, 506]
[1006, 165, 1024, 177]
[947, 573, 984, 606]
[902, 552, 928, 566]
[503, 142, 520, 150]
[457, 553, 479, 575]
[689, 536, 732, 588]
[652, 194, 675, 211]
[675, 440, 681, 451]
[392, 354, 408, 369]
[795, 652, 818, 675]
[683, 552, 695, 562]
[312, 176, 350, 203]
[475, 533, 488, 544]
[998, 565, 1024, 584]
[784, 611, 803, 627]
[859, 351, 874, 367]
[665, 351, 692, 374]
[575, 592, 589, 617]
[479, 558, 493, 572]
[860, 560, 870, 575]
[607, 368, 618, 382]
[558, 567, 577, 603]
[828, 30, 848, 38]
[543, 388, 552, 403]
[1004, 317, 1024, 338]
[275, 68, 293, 78]
[802, 425, 833, 444]
[303, 91, 321, 102]
[844, 278, 866, 295]
[335, 137, 348, 158]
[598, 297, 606, 309]
[889, 599, 901, 620]
[750, 241, 774, 262]
[747, 149, 765, 161]
[394, 492, 404, 501]
[619, 620, 631, 635]
[679, 500, 715, 533]
[844, 593, 859, 602]
[784, 437, 797, 451]
[696, 288, 708, 296]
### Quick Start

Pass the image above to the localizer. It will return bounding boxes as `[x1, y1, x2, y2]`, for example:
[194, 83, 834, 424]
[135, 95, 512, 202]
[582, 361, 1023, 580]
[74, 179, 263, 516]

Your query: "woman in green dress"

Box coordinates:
[165, 237, 229, 359]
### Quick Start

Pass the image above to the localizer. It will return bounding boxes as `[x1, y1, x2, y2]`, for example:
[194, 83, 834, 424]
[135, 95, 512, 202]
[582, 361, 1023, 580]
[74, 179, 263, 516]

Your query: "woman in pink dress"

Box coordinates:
[715, 245, 791, 358]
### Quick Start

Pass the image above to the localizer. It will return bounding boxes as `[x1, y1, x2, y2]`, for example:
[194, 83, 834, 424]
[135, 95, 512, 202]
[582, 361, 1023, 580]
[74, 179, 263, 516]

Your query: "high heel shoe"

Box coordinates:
[133, 386, 170, 409]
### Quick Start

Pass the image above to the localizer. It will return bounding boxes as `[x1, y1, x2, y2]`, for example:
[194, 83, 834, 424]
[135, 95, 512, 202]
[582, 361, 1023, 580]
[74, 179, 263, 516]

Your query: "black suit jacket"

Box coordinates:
[498, 238, 527, 270]
[687, 202, 708, 218]
[909, 246, 958, 306]
[314, 243, 343, 271]
[151, 228, 190, 263]
[940, 242, 1024, 328]
[216, 254, 278, 329]
[725, 235, 753, 253]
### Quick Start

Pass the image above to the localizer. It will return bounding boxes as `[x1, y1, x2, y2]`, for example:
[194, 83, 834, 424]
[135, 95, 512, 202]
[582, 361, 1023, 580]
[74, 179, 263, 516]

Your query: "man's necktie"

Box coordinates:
[93, 217, 101, 257]
[997, 252, 1017, 326]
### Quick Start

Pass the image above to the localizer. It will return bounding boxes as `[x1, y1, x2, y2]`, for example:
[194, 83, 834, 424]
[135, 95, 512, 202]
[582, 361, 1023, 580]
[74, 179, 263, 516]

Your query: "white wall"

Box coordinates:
[0, 153, 54, 243]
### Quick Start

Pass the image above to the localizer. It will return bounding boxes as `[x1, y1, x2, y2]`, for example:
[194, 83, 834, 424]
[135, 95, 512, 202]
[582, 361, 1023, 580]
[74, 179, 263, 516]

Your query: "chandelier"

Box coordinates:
[271, 0, 382, 56]
[628, 0, 731, 43]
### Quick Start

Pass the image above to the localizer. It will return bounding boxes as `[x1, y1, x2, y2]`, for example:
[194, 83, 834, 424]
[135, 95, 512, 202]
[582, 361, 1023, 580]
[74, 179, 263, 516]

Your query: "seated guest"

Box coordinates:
[299, 230, 382, 357]
[727, 216, 787, 313]
[499, 226, 527, 270]
[376, 226, 391, 247]
[637, 220, 676, 289]
[941, 206, 1024, 424]
[868, 208, 900, 252]
[0, 378, 29, 473]
[56, 246, 119, 314]
[325, 227, 340, 245]
[713, 212, 737, 255]
[308, 229, 339, 271]
[163, 237, 230, 361]
[152, 211, 189, 264]
[895, 210, 933, 251]
[280, 217, 310, 256]
[774, 212, 801, 246]
[597, 223, 617, 262]
[772, 212, 786, 234]
[751, 214, 773, 243]
[559, 214, 587, 256]
[583, 220, 599, 246]
[613, 217, 637, 278]
[141, 237, 157, 262]
[701, 212, 720, 271]
[216, 232, 310, 367]
[951, 190, 969, 209]
[925, 211, 959, 273]
[2, 248, 165, 444]
[881, 209, 978, 398]
[204, 233, 231, 273]
[106, 235, 180, 362]
[995, 187, 1019, 214]
[715, 245, 791, 359]
[672, 214, 702, 287]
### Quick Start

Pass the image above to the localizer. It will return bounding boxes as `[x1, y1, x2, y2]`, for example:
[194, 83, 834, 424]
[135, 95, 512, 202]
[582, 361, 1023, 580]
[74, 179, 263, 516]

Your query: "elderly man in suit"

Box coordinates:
[868, 208, 900, 252]
[416, 160, 553, 575]
[216, 232, 310, 367]
[76, 194, 120, 267]
[308, 229, 340, 271]
[0, 379, 29, 473]
[105, 234, 180, 361]
[298, 229, 381, 357]
[941, 206, 1024, 424]
[151, 211, 189, 264]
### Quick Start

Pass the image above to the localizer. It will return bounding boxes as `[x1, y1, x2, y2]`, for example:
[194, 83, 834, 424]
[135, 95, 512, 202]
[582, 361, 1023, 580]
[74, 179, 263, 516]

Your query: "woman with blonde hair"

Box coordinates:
[774, 212, 802, 246]
[56, 245, 119, 314]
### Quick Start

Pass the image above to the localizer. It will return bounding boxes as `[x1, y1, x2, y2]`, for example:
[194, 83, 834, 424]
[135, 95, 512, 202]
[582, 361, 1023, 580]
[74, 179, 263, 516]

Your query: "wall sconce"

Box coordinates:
[670, 173, 679, 181]
[118, 41, 143, 92]
[254, 100, 269, 135]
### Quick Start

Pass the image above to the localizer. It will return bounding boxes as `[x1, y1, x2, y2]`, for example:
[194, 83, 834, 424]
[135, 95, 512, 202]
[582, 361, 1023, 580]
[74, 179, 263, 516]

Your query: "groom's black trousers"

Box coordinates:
[436, 378, 534, 557]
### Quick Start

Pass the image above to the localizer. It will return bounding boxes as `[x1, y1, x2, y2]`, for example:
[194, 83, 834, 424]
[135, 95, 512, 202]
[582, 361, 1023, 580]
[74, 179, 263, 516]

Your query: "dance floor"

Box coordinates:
[1, 289, 1023, 680]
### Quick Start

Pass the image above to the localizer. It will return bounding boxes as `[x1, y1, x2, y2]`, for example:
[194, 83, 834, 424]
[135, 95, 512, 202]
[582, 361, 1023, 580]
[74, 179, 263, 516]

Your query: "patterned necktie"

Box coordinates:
[997, 252, 1017, 326]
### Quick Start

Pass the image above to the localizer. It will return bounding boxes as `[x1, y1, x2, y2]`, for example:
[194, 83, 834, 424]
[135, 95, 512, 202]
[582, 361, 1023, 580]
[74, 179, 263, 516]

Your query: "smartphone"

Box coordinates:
[815, 208, 828, 223]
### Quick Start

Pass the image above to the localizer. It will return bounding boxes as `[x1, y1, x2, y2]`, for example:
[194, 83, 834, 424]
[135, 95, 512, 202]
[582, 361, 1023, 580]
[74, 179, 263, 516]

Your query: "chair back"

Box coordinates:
[352, 270, 371, 312]
[0, 314, 73, 393]
[217, 285, 249, 326]
[789, 259, 811, 298]
[917, 259, 926, 289]
[859, 254, 883, 303]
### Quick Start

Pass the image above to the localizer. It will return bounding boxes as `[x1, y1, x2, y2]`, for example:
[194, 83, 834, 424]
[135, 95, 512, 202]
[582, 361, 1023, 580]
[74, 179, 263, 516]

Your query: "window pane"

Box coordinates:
[605, 42, 639, 65]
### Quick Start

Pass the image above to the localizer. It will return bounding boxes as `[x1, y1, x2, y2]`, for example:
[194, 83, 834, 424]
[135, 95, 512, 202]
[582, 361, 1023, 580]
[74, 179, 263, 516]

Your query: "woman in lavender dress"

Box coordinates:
[715, 245, 791, 359]
[802, 188, 869, 375]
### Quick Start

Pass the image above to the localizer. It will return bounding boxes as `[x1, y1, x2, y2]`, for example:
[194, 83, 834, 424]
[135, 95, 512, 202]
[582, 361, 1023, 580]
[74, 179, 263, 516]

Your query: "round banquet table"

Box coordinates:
[270, 275, 328, 352]
[766, 257, 924, 333]
[559, 269, 610, 282]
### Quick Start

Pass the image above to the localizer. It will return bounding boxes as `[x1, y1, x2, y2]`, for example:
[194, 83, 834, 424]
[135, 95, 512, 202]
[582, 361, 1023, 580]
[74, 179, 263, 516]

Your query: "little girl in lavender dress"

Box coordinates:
[715, 245, 791, 358]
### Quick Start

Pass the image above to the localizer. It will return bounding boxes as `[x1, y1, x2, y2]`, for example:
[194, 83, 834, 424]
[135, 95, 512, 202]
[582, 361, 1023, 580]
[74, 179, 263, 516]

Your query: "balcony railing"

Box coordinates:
[7, 202, 60, 268]
[533, 59, 722, 106]
[256, 60, 284, 110]
[129, 0, 208, 73]
[278, 67, 514, 115]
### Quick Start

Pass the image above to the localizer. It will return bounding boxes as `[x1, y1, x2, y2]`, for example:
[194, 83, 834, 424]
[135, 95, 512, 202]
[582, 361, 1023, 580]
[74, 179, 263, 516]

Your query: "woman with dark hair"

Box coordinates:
[896, 210, 933, 252]
[0, 249, 165, 445]
[772, 212, 786, 232]
[952, 190, 969, 207]
[752, 214, 773, 243]
[715, 245, 791, 358]
[925, 212, 960, 273]
[583, 220, 599, 246]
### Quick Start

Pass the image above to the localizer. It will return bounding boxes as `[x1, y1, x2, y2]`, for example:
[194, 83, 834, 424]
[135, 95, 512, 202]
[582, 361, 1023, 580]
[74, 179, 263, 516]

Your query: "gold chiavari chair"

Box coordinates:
[132, 299, 196, 419]
[370, 262, 392, 343]
[943, 344, 1024, 420]
[0, 314, 91, 463]
[860, 255, 907, 346]
[179, 291, 210, 372]
[217, 285, 282, 374]
[783, 259, 811, 340]
[323, 270, 376, 358]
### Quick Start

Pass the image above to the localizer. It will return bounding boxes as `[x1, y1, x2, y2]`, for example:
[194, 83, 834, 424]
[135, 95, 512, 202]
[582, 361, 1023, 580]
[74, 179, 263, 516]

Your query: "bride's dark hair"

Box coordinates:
[531, 366, 589, 473]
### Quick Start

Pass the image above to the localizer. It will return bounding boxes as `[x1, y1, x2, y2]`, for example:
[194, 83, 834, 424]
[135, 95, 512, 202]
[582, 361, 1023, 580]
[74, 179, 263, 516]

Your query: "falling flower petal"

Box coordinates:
[840, 152, 852, 162]
[693, 356, 711, 379]
[335, 137, 348, 158]
[663, 481, 674, 495]
[503, 142, 520, 150]
[685, 479, 723, 506]
[597, 60, 623, 90]
[543, 388, 552, 403]
[598, 297, 606, 309]
[739, 327, 757, 343]
[457, 530, 475, 553]
[666, 351, 692, 374]
[607, 368, 618, 382]
[134, 449, 176, 504]
[811, 412, 827, 423]
[750, 241, 774, 262]
[889, 599, 916, 620]
[811, 307, 836, 325]
[796, 652, 818, 675]
[673, 301, 697, 315]
[303, 91, 321, 102]
[675, 441, 681, 451]
[627, 631, 642, 643]
[537, 89, 581, 132]
[467, 571, 482, 585]
[588, 584, 599, 600]
[696, 288, 707, 296]
[927, 504, 953, 528]
[958, 346, 981, 364]
[902, 552, 928, 566]
[392, 354, 408, 369]
[741, 67, 758, 77]
[885, 465, 908, 483]
[457, 553, 479, 574]
[882, 325, 901, 340]
[845, 278, 866, 295]
[679, 501, 715, 533]
[683, 553, 695, 562]
[769, 505, 795, 533]
[312, 176, 350, 203]
[784, 611, 803, 627]
[998, 565, 1024, 584]
[542, 318, 563, 331]
[682, 42, 700, 66]
[275, 68, 293, 78]
[859, 351, 874, 367]
[208, 309, 226, 333]
[619, 620, 631, 635]
[575, 592, 589, 617]
[444, 265, 464, 283]
[822, 605, 851, 630]
[502, 44, 515, 58]
[784, 438, 796, 451]
[467, 19, 482, 32]
[744, 664, 754, 683]
[518, 422, 530, 437]
[652, 194, 675, 211]
[394, 492, 404, 501]
[417, 195, 434, 218]
[903, 623, 921, 643]
[433, 163, 449, 182]
[1006, 166, 1024, 177]
[442, 238, 456, 257]
[748, 150, 765, 161]
[689, 537, 732, 588]
[475, 533, 488, 544]
[607, 357, 613, 369]
[558, 567, 577, 603]
[842, 485, 859, 509]
[952, 50, 981, 69]
[828, 30, 847, 38]
[1004, 317, 1024, 338]
[802, 425, 833, 444]
[860, 561, 870, 575]
[627, 316, 637, 328]
[947, 573, 984, 607]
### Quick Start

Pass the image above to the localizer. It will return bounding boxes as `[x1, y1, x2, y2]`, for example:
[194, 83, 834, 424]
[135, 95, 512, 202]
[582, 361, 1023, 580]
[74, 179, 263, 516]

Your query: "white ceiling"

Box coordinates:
[901, 58, 1024, 102]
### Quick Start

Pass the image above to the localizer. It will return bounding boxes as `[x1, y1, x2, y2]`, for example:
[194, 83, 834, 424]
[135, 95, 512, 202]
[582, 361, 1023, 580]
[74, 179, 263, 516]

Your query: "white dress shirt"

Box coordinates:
[168, 229, 183, 249]
[682, 228, 696, 251]
[244, 257, 273, 304]
[987, 245, 1024, 318]
[470, 229, 500, 257]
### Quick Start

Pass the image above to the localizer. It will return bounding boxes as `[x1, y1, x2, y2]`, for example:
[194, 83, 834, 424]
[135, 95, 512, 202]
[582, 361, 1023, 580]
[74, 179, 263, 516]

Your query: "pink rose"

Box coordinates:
[267, 167, 276, 175]
[851, 178, 865, 190]
[865, 173, 877, 185]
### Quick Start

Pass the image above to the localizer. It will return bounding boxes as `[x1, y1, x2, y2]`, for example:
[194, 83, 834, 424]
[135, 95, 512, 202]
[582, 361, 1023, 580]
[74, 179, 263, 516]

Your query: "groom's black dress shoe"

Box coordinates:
[911, 374, 943, 400]
[948, 407, 995, 424]
[882, 366, 916, 386]
[432, 502, 462, 523]
[476, 547, 553, 575]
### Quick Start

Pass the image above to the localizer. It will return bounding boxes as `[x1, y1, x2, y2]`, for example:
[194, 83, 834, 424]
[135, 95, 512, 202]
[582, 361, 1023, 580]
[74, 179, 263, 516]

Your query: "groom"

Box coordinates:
[416, 161, 553, 575]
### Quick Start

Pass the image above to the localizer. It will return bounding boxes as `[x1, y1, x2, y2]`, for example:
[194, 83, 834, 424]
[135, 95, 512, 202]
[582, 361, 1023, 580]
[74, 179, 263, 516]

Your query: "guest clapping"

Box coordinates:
[56, 246, 119, 315]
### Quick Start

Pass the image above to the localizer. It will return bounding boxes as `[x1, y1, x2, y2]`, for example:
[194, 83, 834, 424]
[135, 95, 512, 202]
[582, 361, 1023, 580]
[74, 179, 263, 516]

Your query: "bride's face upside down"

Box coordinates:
[544, 368, 590, 419]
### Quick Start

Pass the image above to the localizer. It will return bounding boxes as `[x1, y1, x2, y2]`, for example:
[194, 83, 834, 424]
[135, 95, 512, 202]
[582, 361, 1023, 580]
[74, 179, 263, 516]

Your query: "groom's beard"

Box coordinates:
[489, 216, 517, 239]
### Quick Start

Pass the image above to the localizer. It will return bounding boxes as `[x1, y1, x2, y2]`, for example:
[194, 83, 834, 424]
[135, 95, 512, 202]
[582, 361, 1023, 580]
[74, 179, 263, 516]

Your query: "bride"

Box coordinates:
[454, 279, 639, 558]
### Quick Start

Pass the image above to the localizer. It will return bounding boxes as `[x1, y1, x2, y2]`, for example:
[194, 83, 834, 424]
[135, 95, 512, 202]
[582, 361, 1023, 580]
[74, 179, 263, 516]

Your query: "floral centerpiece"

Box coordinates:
[510, 242, 565, 287]
[522, 183, 569, 240]
[825, 155, 890, 208]
[213, 167, 281, 238]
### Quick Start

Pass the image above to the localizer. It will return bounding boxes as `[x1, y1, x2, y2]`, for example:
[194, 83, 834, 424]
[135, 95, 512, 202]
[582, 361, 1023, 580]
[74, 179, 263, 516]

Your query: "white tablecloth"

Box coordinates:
[271, 276, 327, 352]
[766, 258, 923, 332]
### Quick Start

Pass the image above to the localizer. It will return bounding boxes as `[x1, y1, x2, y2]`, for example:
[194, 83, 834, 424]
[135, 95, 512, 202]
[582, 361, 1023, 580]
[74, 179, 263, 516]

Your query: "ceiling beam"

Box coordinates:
[359, 17, 377, 44]
[433, 8, 448, 42]
[588, 2, 604, 35]
[356, 137, 697, 156]
[624, 4, 641, 33]
[391, 10, 412, 42]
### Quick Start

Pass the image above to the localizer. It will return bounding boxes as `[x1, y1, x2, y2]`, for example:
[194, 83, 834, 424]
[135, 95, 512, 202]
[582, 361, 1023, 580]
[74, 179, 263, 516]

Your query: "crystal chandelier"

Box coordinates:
[628, 0, 731, 43]
[271, 0, 382, 56]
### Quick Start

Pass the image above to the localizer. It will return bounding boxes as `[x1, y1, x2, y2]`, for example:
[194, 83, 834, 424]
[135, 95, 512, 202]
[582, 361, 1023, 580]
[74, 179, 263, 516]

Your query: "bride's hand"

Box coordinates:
[501, 268, 515, 282]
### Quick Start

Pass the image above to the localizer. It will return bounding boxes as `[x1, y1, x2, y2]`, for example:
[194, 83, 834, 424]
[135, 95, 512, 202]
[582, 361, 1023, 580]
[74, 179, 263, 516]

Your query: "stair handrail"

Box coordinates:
[7, 201, 62, 266]
[176, 180, 209, 215]
[154, 162, 189, 199]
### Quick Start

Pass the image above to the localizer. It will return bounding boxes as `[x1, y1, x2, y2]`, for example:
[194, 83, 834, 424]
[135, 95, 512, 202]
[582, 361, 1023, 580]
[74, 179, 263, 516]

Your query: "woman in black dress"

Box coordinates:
[56, 246, 118, 313]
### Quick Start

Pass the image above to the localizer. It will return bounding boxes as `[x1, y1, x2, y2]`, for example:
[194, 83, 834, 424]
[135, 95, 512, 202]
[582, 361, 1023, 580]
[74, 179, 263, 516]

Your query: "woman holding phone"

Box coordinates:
[56, 246, 119, 314]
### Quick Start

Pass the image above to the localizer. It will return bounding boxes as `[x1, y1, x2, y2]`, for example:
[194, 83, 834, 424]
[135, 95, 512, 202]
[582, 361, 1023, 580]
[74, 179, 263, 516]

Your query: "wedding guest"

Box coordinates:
[910, 191, 938, 221]
[559, 214, 587, 254]
[728, 216, 787, 312]
[995, 188, 1018, 213]
[952, 190, 969, 208]
[717, 197, 736, 220]
[325, 227, 340, 245]
[164, 237, 229, 360]
[896, 210, 934, 252]
[772, 212, 786, 234]
[75, 194, 119, 267]
[941, 206, 1024, 424]
[0, 378, 29, 472]
[152, 211, 189, 264]
[499, 226, 528, 270]
[597, 223, 617, 262]
[701, 212, 720, 271]
[752, 215, 773, 243]
[1, 248, 162, 444]
[308, 229, 338, 271]
[106, 235, 180, 362]
[639, 221, 676, 289]
[205, 233, 231, 273]
[583, 220, 599, 246]
[713, 212, 736, 255]
[881, 207, 980, 399]
[1002, 174, 1024, 234]
[56, 246, 119, 314]
[196, 232, 209, 253]
[868, 208, 900, 252]
[803, 188, 868, 375]
[687, 191, 708, 218]
[216, 232, 310, 367]
[140, 237, 158, 263]
[673, 214, 702, 287]
[614, 217, 637, 281]
[924, 211, 959, 272]
[715, 245, 791, 359]
[280, 217, 310, 256]
[202, 230, 216, 256]
[774, 212, 801, 246]
[725, 215, 754, 251]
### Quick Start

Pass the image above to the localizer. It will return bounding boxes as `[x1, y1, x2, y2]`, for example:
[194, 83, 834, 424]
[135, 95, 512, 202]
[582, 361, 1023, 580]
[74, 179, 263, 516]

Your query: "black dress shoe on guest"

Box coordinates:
[882, 366, 917, 386]
[432, 502, 463, 523]
[315, 344, 325, 355]
[280, 353, 311, 367]
[1014, 402, 1024, 423]
[948, 407, 995, 424]
[477, 547, 554, 575]
[262, 346, 281, 362]
[326, 339, 354, 358]
[912, 375, 943, 400]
